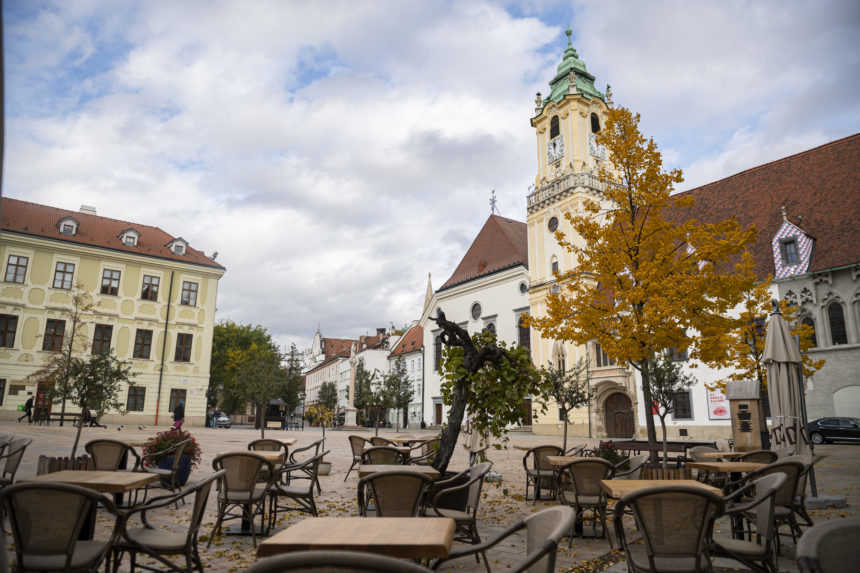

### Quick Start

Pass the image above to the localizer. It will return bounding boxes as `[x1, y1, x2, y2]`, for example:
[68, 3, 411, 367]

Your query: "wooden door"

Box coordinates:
[521, 398, 533, 426]
[35, 383, 53, 422]
[434, 403, 443, 425]
[604, 392, 634, 438]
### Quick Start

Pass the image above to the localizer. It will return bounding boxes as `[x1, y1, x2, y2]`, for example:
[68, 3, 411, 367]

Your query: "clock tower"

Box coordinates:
[527, 30, 617, 435]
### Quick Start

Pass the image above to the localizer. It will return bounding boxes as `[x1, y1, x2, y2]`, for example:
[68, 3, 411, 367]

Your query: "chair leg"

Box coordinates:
[207, 500, 226, 548]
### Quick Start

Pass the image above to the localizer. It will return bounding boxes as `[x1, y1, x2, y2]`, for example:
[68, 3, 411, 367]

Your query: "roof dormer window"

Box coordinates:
[780, 238, 799, 266]
[58, 217, 79, 236]
[120, 229, 140, 247]
[167, 238, 188, 256]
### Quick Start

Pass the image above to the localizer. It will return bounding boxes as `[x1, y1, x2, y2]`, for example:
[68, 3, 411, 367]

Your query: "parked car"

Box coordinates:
[806, 417, 860, 444]
[213, 411, 232, 429]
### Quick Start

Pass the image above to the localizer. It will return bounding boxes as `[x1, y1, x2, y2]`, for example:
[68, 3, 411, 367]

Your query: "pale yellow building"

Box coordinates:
[0, 198, 224, 426]
[527, 31, 639, 438]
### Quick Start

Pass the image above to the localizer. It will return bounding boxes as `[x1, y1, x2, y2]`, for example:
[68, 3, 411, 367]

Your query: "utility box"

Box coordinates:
[726, 381, 764, 452]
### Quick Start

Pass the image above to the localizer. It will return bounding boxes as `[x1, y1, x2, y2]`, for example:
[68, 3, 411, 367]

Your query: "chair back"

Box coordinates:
[249, 439, 287, 453]
[563, 458, 613, 498]
[247, 550, 433, 572]
[1, 482, 119, 571]
[614, 485, 723, 573]
[617, 453, 649, 480]
[186, 470, 225, 544]
[746, 472, 787, 550]
[358, 471, 431, 517]
[348, 435, 368, 458]
[564, 444, 585, 456]
[1, 437, 32, 482]
[361, 446, 405, 465]
[688, 445, 718, 461]
[85, 439, 134, 470]
[715, 439, 731, 452]
[748, 460, 804, 507]
[370, 436, 395, 447]
[797, 517, 860, 573]
[741, 450, 778, 464]
[464, 462, 492, 514]
[289, 439, 323, 464]
[213, 452, 273, 496]
[521, 506, 576, 573]
[524, 445, 563, 472]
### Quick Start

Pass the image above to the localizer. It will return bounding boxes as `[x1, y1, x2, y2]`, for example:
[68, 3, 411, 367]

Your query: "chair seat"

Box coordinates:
[627, 546, 705, 573]
[572, 495, 603, 506]
[223, 485, 267, 502]
[272, 485, 309, 497]
[715, 538, 767, 559]
[433, 507, 472, 521]
[527, 469, 555, 477]
[124, 527, 188, 552]
[22, 540, 108, 570]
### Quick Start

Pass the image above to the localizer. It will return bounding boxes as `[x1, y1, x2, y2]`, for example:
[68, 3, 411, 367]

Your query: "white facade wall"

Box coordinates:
[304, 358, 343, 405]
[388, 349, 424, 428]
[420, 266, 530, 427]
[337, 359, 351, 412]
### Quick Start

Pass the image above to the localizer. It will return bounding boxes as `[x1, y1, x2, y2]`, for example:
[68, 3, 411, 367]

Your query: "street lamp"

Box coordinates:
[298, 391, 306, 431]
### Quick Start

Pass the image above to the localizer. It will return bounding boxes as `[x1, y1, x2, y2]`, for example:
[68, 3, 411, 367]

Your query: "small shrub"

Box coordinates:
[142, 428, 202, 469]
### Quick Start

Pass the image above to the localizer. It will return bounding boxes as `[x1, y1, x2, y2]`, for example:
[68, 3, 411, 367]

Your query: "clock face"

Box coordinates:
[547, 136, 564, 163]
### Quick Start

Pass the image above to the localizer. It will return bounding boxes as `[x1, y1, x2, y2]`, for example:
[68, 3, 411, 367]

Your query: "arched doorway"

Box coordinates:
[604, 392, 634, 438]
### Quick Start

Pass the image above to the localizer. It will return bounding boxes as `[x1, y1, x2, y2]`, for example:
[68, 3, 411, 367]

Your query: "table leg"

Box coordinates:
[728, 471, 745, 540]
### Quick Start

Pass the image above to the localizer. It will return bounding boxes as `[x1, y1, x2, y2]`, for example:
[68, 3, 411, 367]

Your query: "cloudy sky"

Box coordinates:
[4, 0, 859, 351]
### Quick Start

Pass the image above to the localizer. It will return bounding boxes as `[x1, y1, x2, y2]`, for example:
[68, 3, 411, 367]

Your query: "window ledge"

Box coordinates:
[807, 342, 860, 353]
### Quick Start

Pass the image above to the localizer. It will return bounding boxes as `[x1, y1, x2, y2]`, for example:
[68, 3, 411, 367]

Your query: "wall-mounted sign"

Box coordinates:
[707, 388, 730, 420]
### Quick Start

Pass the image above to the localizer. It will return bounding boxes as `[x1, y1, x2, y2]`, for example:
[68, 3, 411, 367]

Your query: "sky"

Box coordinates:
[4, 0, 859, 352]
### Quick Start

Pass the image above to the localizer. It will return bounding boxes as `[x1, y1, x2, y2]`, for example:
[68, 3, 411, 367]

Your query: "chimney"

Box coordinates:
[376, 327, 386, 337]
[79, 205, 97, 215]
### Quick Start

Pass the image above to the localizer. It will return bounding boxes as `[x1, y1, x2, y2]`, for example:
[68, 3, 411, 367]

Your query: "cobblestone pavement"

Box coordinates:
[2, 421, 857, 572]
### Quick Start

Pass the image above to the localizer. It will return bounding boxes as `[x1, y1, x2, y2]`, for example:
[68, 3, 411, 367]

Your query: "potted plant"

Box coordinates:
[141, 428, 202, 486]
[306, 404, 334, 475]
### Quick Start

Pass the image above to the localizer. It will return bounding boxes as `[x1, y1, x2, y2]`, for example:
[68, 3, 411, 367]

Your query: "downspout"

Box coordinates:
[155, 271, 175, 426]
[420, 346, 425, 427]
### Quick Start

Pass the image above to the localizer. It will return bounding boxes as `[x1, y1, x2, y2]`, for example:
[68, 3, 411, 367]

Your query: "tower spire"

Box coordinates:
[423, 273, 434, 311]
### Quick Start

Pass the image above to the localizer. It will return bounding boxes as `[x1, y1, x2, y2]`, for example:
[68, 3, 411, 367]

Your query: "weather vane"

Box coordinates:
[490, 189, 499, 215]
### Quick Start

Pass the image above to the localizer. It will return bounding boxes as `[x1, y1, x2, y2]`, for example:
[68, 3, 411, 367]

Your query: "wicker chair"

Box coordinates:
[613, 453, 649, 480]
[715, 439, 731, 452]
[268, 451, 327, 528]
[688, 445, 720, 485]
[740, 450, 779, 464]
[0, 437, 32, 487]
[409, 438, 440, 465]
[734, 460, 805, 551]
[357, 470, 432, 517]
[139, 438, 192, 502]
[344, 435, 369, 481]
[796, 517, 860, 573]
[425, 462, 492, 549]
[111, 470, 223, 572]
[564, 444, 585, 456]
[248, 550, 433, 572]
[1, 482, 121, 572]
[361, 446, 406, 465]
[85, 438, 141, 470]
[614, 485, 723, 573]
[557, 458, 614, 543]
[522, 445, 563, 501]
[208, 452, 274, 548]
[370, 436, 397, 447]
[786, 455, 824, 529]
[713, 472, 787, 573]
[285, 440, 323, 494]
[431, 506, 575, 573]
[249, 439, 289, 482]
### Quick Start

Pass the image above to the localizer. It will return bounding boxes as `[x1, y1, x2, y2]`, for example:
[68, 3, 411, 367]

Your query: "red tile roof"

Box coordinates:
[322, 337, 355, 359]
[671, 133, 860, 279]
[389, 325, 423, 357]
[1, 197, 224, 270]
[439, 214, 528, 291]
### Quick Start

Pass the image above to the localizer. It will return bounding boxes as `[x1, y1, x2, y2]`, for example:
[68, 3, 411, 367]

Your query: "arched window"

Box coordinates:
[591, 113, 600, 134]
[550, 116, 560, 139]
[801, 316, 817, 347]
[828, 302, 847, 345]
[595, 342, 615, 367]
[434, 335, 443, 371]
[484, 322, 496, 335]
[552, 341, 566, 373]
[550, 255, 558, 275]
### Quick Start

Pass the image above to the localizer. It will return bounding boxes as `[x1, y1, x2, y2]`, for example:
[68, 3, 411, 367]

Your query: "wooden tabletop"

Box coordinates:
[601, 479, 723, 499]
[686, 461, 765, 473]
[388, 437, 418, 444]
[277, 438, 298, 446]
[24, 470, 160, 493]
[546, 456, 589, 467]
[696, 451, 747, 460]
[257, 517, 455, 559]
[223, 451, 285, 463]
[358, 465, 440, 479]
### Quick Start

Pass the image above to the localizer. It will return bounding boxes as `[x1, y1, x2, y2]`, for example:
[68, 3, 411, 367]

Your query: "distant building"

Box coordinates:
[388, 322, 424, 428]
[0, 198, 225, 426]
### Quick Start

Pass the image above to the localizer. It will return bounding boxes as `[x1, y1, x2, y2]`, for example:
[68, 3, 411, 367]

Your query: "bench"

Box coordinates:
[36, 412, 82, 426]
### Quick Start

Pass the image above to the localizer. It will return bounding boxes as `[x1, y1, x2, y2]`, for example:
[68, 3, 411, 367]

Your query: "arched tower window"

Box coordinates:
[590, 113, 600, 134]
[828, 302, 847, 345]
[550, 116, 560, 139]
[801, 316, 817, 347]
[550, 255, 558, 275]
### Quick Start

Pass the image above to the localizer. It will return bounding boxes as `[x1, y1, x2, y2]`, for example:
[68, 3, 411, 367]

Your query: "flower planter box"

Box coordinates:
[157, 455, 193, 486]
[37, 455, 92, 475]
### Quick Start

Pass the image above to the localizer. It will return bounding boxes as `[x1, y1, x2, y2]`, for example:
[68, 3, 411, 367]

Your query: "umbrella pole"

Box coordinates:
[795, 360, 818, 497]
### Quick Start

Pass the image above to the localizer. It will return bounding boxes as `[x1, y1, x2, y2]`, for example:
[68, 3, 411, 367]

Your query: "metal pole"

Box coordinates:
[795, 355, 818, 497]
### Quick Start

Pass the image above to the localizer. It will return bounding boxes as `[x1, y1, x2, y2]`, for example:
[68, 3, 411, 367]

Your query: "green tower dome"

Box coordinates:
[542, 29, 604, 109]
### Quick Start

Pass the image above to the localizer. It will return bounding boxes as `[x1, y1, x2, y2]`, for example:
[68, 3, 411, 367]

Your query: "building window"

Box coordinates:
[595, 342, 615, 367]
[181, 281, 198, 306]
[127, 386, 146, 412]
[519, 281, 528, 294]
[59, 219, 77, 235]
[0, 379, 5, 406]
[550, 256, 558, 275]
[518, 314, 530, 350]
[141, 275, 160, 301]
[484, 322, 496, 335]
[100, 269, 121, 295]
[169, 388, 187, 413]
[591, 113, 600, 134]
[548, 216, 559, 232]
[801, 316, 817, 347]
[4, 255, 28, 283]
[121, 230, 139, 247]
[828, 302, 847, 345]
[8, 384, 24, 396]
[175, 333, 193, 362]
[92, 324, 113, 354]
[133, 329, 153, 359]
[550, 115, 560, 139]
[672, 391, 692, 419]
[780, 239, 800, 266]
[52, 262, 75, 289]
[42, 319, 66, 351]
[471, 302, 482, 320]
[0, 315, 18, 348]
[434, 335, 443, 372]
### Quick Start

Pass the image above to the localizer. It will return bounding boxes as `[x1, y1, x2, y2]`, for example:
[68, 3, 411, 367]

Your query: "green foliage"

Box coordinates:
[594, 441, 626, 466]
[318, 381, 338, 411]
[282, 343, 303, 413]
[352, 358, 377, 423]
[647, 353, 697, 469]
[440, 330, 540, 440]
[211, 321, 280, 413]
[535, 357, 591, 450]
[64, 350, 133, 417]
[384, 356, 413, 429]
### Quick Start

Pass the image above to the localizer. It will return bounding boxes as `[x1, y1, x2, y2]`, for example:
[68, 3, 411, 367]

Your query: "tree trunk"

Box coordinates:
[639, 359, 659, 464]
[259, 404, 265, 439]
[660, 416, 668, 471]
[70, 419, 84, 458]
[432, 375, 468, 474]
[562, 410, 569, 452]
[403, 407, 408, 430]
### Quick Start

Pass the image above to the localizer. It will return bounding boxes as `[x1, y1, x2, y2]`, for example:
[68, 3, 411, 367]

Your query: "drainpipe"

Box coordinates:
[155, 271, 175, 426]
[420, 346, 425, 427]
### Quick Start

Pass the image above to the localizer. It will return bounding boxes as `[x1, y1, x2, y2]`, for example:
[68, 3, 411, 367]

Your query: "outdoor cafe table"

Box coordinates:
[222, 450, 285, 464]
[546, 456, 589, 466]
[695, 451, 747, 460]
[389, 436, 419, 445]
[257, 517, 455, 560]
[358, 464, 440, 479]
[685, 461, 765, 473]
[600, 479, 722, 499]
[277, 437, 298, 446]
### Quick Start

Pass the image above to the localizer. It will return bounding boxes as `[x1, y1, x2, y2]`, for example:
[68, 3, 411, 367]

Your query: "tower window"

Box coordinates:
[591, 113, 600, 134]
[471, 302, 482, 320]
[801, 316, 817, 347]
[780, 239, 800, 266]
[548, 216, 559, 232]
[550, 256, 559, 275]
[828, 302, 847, 345]
[550, 116, 560, 139]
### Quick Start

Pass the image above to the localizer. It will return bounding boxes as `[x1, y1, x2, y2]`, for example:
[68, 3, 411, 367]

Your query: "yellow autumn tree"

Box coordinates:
[706, 279, 824, 392]
[528, 107, 758, 459]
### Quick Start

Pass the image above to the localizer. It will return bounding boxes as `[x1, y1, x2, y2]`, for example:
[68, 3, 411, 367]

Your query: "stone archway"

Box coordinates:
[604, 392, 634, 438]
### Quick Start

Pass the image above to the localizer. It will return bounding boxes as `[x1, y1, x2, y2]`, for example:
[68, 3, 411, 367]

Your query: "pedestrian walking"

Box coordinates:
[172, 400, 185, 430]
[17, 396, 33, 424]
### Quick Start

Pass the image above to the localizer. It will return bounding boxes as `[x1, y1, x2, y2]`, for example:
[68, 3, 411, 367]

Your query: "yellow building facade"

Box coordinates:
[0, 198, 224, 426]
[527, 32, 639, 438]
